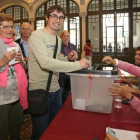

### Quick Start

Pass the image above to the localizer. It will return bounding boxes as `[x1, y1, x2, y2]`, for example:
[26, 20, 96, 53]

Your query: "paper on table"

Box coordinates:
[7, 46, 19, 65]
[106, 127, 138, 140]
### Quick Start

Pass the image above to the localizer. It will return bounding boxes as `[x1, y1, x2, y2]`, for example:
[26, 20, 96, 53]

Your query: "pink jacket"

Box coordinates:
[129, 96, 140, 114]
[118, 60, 140, 77]
[118, 60, 140, 114]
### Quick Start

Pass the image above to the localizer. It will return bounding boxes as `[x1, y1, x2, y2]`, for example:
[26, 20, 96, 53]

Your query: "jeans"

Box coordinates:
[31, 89, 62, 140]
[59, 75, 71, 104]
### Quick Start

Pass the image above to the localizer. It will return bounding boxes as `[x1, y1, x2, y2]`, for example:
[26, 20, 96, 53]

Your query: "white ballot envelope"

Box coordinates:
[7, 46, 20, 65]
[106, 127, 138, 140]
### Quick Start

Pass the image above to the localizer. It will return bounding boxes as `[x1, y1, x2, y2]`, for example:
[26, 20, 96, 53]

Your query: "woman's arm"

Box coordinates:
[0, 51, 16, 68]
[15, 50, 26, 70]
[102, 56, 140, 77]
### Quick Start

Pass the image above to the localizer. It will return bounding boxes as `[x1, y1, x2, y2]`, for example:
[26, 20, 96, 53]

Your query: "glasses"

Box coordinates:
[49, 14, 65, 22]
[21, 28, 31, 31]
[0, 26, 14, 30]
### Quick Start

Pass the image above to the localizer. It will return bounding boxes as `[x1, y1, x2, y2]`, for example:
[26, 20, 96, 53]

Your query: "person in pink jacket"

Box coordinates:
[102, 56, 140, 114]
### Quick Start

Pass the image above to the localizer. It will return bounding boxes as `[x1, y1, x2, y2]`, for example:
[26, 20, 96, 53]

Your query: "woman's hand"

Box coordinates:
[15, 50, 22, 62]
[105, 133, 118, 140]
[108, 83, 133, 99]
[0, 51, 16, 66]
[120, 76, 130, 83]
[102, 56, 116, 65]
[136, 132, 140, 140]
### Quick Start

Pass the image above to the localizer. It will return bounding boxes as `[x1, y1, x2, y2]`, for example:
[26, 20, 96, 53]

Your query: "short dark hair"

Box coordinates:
[46, 5, 65, 18]
[0, 13, 14, 25]
[86, 39, 91, 44]
[136, 46, 140, 52]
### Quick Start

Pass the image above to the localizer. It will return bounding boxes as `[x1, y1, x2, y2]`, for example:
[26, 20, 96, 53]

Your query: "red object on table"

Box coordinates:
[40, 94, 140, 140]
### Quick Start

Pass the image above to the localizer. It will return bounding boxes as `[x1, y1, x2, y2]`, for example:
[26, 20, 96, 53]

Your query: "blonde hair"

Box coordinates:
[60, 30, 69, 39]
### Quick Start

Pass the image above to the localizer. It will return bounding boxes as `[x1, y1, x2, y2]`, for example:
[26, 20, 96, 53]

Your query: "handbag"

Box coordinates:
[28, 36, 58, 116]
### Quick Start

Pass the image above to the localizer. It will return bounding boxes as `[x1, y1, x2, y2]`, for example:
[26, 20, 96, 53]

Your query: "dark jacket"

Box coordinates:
[61, 42, 77, 56]
[15, 38, 26, 58]
[59, 42, 77, 78]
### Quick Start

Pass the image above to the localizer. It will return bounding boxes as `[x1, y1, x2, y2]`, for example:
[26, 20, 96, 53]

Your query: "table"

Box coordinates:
[40, 95, 140, 140]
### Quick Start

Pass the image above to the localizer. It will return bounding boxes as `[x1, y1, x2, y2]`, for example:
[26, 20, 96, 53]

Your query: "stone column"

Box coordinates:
[79, 12, 87, 58]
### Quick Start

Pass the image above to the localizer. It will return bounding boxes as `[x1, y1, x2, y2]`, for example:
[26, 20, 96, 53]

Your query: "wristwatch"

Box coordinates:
[126, 95, 134, 102]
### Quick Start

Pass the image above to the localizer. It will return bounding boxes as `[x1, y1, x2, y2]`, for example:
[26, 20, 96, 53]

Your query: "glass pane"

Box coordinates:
[88, 15, 99, 56]
[47, 0, 55, 10]
[69, 1, 79, 14]
[117, 13, 129, 56]
[88, 0, 99, 12]
[116, 0, 129, 9]
[133, 0, 140, 8]
[37, 5, 44, 17]
[102, 0, 114, 10]
[57, 0, 67, 14]
[69, 17, 80, 54]
[103, 14, 114, 56]
[5, 7, 12, 17]
[14, 23, 21, 40]
[133, 12, 140, 53]
[23, 8, 28, 19]
[36, 20, 45, 30]
[14, 6, 20, 20]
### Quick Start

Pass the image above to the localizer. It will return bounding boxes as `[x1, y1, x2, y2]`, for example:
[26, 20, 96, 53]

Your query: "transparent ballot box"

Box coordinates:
[67, 68, 119, 114]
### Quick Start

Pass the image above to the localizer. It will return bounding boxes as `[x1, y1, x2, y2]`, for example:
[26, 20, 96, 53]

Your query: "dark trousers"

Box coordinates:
[31, 90, 62, 140]
[59, 75, 71, 104]
[0, 100, 23, 140]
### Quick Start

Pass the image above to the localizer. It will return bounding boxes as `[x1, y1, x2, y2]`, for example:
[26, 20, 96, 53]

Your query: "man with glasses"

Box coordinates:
[15, 23, 32, 64]
[28, 5, 90, 140]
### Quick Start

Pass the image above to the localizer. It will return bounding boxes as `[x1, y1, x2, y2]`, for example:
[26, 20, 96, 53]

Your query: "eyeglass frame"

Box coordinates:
[48, 14, 65, 22]
[0, 25, 14, 30]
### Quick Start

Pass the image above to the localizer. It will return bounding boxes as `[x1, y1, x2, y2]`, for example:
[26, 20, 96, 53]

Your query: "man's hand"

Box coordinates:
[79, 58, 90, 69]
[102, 56, 116, 65]
[68, 50, 78, 61]
[105, 133, 118, 140]
[60, 53, 65, 57]
[24, 57, 28, 63]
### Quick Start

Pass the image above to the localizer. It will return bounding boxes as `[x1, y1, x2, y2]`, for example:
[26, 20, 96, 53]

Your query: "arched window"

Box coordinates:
[102, 0, 114, 10]
[35, 0, 80, 56]
[36, 0, 79, 29]
[88, 0, 99, 11]
[2, 6, 29, 39]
